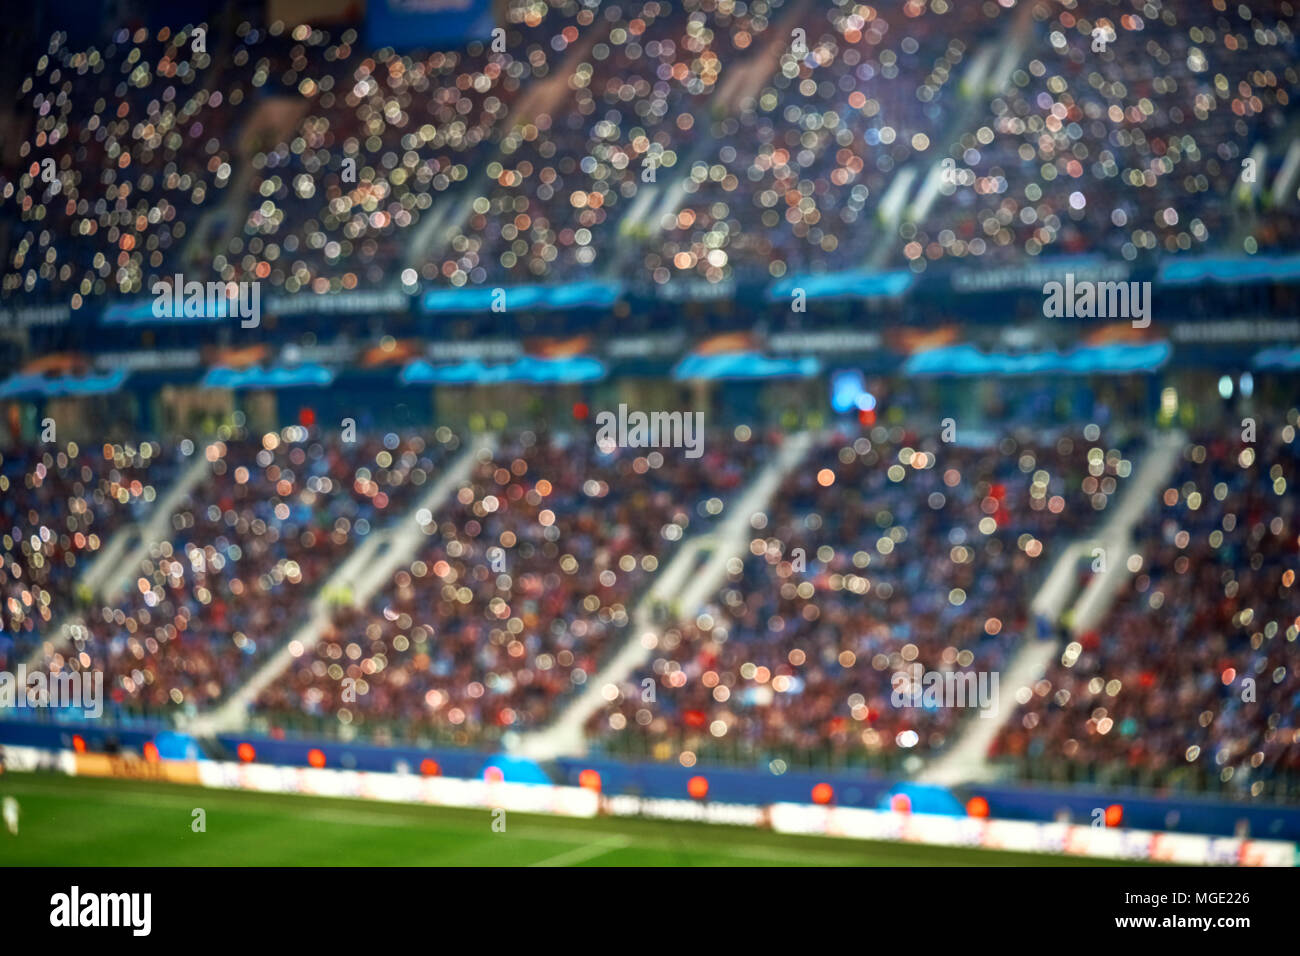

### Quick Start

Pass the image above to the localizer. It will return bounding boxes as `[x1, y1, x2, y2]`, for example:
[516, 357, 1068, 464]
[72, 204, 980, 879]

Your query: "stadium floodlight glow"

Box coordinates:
[1218, 375, 1233, 399]
[1240, 372, 1255, 397]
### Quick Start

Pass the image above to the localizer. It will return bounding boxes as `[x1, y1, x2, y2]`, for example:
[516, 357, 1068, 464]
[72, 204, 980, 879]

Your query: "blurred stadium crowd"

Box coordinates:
[993, 426, 1300, 794]
[3, 409, 1296, 798]
[589, 424, 1139, 766]
[0, 0, 1298, 810]
[2, 0, 1297, 305]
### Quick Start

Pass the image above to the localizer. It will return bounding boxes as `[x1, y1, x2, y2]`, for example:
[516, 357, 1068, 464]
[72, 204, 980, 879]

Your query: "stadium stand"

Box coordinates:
[0, 440, 182, 667]
[252, 426, 772, 745]
[1, 0, 1298, 828]
[26, 426, 458, 715]
[994, 418, 1300, 800]
[586, 422, 1140, 769]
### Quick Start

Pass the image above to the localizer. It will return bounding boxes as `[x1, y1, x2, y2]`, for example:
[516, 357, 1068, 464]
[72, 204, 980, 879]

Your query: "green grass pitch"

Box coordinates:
[0, 771, 1143, 866]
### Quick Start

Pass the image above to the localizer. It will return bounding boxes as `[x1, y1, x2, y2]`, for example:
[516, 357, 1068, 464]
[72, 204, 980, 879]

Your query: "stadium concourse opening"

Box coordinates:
[0, 0, 1298, 906]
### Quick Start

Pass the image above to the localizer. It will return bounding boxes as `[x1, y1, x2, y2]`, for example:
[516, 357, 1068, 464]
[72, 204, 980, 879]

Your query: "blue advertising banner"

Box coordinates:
[366, 0, 496, 49]
[903, 342, 1171, 377]
[0, 369, 128, 399]
[401, 355, 607, 385]
[422, 280, 623, 314]
[767, 268, 914, 303]
[201, 364, 336, 390]
[1159, 253, 1300, 285]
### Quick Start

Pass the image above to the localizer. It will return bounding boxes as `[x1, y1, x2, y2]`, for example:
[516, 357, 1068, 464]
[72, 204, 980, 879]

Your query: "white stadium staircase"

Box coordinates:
[513, 431, 816, 761]
[26, 441, 220, 667]
[917, 429, 1187, 787]
[183, 433, 496, 736]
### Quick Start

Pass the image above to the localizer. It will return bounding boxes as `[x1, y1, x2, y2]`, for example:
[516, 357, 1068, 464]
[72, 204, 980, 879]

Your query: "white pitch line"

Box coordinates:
[528, 834, 631, 867]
